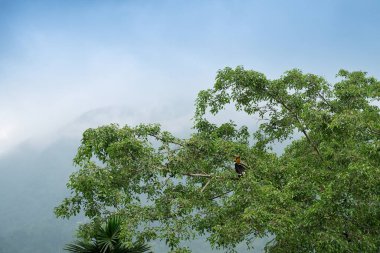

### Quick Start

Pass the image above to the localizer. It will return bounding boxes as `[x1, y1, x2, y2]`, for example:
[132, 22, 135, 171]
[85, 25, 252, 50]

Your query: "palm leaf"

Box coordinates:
[124, 242, 152, 253]
[64, 240, 98, 253]
[64, 216, 153, 253]
[97, 215, 121, 253]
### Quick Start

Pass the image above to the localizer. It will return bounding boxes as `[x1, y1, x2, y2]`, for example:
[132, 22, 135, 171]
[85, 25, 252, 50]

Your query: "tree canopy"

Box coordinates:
[55, 67, 380, 252]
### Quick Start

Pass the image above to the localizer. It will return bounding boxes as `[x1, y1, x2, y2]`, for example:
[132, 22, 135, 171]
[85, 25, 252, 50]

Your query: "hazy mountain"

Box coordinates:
[0, 137, 80, 253]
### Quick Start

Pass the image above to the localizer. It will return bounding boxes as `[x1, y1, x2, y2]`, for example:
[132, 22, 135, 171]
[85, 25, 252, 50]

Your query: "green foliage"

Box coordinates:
[64, 215, 152, 253]
[56, 67, 380, 252]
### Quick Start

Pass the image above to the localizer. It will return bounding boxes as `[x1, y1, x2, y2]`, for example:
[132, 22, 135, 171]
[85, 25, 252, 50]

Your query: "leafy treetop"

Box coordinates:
[56, 67, 380, 253]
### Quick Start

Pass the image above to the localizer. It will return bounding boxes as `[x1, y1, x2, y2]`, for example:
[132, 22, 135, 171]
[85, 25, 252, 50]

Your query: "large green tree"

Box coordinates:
[56, 67, 380, 252]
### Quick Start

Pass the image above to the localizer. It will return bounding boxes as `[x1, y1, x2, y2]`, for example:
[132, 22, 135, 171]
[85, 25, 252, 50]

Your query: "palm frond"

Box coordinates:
[64, 215, 153, 253]
[64, 240, 98, 253]
[125, 242, 152, 253]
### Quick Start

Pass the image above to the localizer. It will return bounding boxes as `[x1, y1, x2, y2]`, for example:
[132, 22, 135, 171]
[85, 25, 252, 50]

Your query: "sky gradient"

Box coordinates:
[1, 0, 380, 154]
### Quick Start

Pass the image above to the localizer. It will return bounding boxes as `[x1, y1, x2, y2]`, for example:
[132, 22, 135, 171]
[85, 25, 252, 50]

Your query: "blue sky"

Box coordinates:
[0, 0, 380, 154]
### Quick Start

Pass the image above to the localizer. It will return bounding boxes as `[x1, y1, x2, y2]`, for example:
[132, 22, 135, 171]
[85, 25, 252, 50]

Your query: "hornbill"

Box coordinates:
[234, 156, 247, 177]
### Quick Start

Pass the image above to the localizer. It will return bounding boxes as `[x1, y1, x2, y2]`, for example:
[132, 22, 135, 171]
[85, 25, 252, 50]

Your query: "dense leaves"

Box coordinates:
[56, 67, 380, 252]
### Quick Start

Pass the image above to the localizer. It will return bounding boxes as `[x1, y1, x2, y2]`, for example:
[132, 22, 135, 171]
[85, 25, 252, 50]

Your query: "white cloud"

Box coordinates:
[0, 31, 207, 155]
[2, 1, 379, 157]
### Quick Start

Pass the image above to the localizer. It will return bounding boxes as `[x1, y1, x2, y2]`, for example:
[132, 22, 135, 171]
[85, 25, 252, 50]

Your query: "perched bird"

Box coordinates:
[234, 156, 247, 177]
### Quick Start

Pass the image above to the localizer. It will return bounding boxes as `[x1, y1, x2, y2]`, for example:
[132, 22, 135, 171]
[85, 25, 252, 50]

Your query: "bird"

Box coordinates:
[234, 155, 247, 177]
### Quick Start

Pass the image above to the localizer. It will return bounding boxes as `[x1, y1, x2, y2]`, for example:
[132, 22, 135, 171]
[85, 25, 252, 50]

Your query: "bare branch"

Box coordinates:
[200, 179, 212, 192]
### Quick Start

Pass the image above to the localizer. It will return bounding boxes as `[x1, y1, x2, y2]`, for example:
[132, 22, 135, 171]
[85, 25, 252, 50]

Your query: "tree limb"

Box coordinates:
[200, 179, 212, 192]
[209, 190, 233, 200]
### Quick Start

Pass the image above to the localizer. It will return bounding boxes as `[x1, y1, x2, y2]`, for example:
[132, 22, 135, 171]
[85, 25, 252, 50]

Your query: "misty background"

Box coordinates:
[0, 0, 379, 252]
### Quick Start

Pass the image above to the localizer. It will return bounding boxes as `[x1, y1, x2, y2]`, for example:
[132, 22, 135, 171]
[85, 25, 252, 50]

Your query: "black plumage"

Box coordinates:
[234, 156, 246, 177]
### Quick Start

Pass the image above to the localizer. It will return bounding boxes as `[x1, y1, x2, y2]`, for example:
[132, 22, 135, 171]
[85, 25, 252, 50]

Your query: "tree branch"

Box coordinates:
[147, 133, 184, 147]
[157, 166, 235, 180]
[318, 92, 333, 108]
[271, 93, 324, 161]
[200, 179, 212, 192]
[184, 173, 214, 178]
[209, 190, 233, 200]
